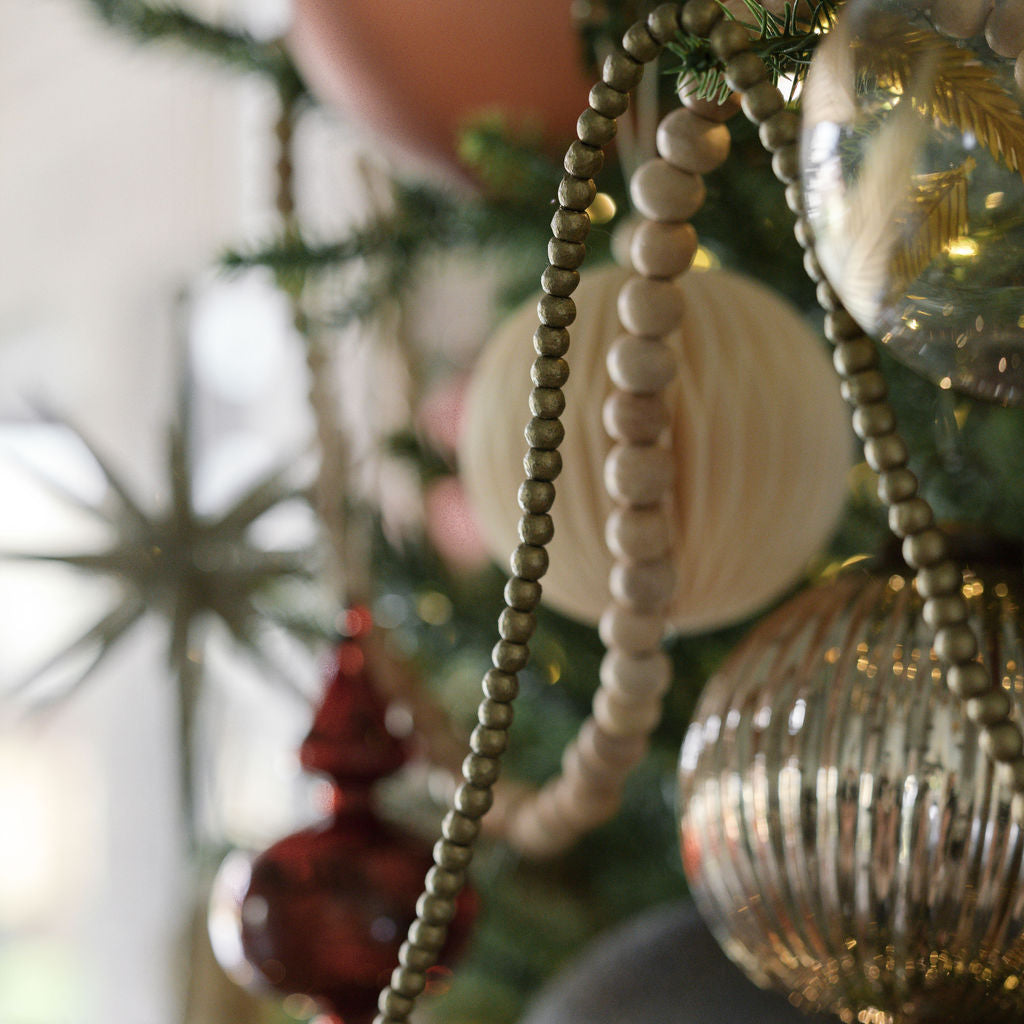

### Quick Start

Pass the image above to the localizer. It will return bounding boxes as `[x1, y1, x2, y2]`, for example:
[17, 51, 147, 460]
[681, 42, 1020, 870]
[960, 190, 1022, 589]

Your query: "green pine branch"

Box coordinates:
[81, 0, 307, 100]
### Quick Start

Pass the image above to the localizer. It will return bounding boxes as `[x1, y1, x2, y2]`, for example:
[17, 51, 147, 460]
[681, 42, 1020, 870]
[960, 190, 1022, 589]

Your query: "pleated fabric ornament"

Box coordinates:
[460, 264, 852, 634]
[679, 559, 1024, 1024]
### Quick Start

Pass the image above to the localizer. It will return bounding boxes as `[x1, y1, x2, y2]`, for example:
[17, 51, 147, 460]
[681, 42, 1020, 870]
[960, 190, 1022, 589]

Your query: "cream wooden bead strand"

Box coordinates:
[503, 56, 740, 859]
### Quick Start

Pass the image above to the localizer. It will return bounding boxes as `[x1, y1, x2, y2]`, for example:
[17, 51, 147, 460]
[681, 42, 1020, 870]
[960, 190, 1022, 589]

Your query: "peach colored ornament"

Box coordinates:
[460, 265, 853, 634]
[287, 0, 597, 173]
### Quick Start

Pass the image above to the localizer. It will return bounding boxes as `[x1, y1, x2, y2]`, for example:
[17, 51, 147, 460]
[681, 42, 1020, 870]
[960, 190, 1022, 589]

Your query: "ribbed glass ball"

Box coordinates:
[801, 0, 1024, 405]
[679, 562, 1024, 1024]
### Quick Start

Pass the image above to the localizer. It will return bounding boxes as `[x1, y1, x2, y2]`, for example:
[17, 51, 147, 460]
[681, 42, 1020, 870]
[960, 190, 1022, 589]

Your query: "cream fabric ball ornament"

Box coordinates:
[460, 264, 853, 634]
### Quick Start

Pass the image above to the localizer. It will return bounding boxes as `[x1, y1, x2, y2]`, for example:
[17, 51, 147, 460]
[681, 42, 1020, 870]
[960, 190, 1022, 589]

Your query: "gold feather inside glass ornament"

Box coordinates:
[801, 0, 1024, 406]
[679, 555, 1024, 1024]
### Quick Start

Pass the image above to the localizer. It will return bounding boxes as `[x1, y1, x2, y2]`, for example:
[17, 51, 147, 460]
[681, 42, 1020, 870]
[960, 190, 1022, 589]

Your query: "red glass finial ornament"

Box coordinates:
[229, 609, 477, 1023]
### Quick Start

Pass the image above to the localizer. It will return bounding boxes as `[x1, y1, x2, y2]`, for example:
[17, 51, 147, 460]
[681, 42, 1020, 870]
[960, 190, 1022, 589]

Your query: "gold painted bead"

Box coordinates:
[902, 527, 948, 569]
[534, 325, 570, 357]
[557, 176, 596, 213]
[656, 109, 731, 174]
[409, 917, 448, 949]
[542, 264, 580, 296]
[530, 386, 565, 419]
[967, 689, 1012, 728]
[630, 158, 706, 222]
[630, 219, 698, 278]
[492, 639, 529, 673]
[946, 661, 992, 699]
[852, 401, 896, 440]
[741, 80, 784, 123]
[589, 81, 630, 118]
[416, 892, 458, 926]
[888, 497, 933, 538]
[598, 603, 666, 653]
[470, 724, 509, 757]
[923, 593, 969, 630]
[548, 238, 586, 270]
[577, 108, 617, 147]
[499, 605, 537, 642]
[933, 621, 978, 663]
[537, 294, 576, 328]
[610, 559, 677, 610]
[433, 838, 474, 872]
[400, 941, 438, 971]
[566, 140, 605, 180]
[772, 142, 801, 183]
[842, 369, 888, 406]
[648, 4, 683, 42]
[915, 561, 961, 600]
[602, 391, 668, 444]
[462, 752, 501, 788]
[551, 207, 590, 243]
[607, 334, 677, 392]
[623, 21, 663, 62]
[1004, 758, 1024, 794]
[532, 355, 570, 387]
[724, 51, 768, 91]
[833, 337, 879, 376]
[785, 180, 804, 215]
[603, 50, 645, 92]
[877, 467, 918, 505]
[509, 546, 547, 585]
[682, 0, 724, 35]
[803, 247, 824, 282]
[606, 505, 672, 561]
[525, 416, 564, 449]
[505, 577, 544, 606]
[604, 444, 673, 505]
[454, 782, 493, 819]
[709, 18, 753, 59]
[825, 309, 863, 342]
[618, 276, 686, 336]
[390, 967, 427, 999]
[865, 435, 909, 472]
[759, 109, 800, 152]
[482, 668, 519, 701]
[379, 988, 415, 1019]
[982, 721, 1024, 762]
[518, 479, 555, 514]
[523, 447, 562, 481]
[518, 513, 554, 546]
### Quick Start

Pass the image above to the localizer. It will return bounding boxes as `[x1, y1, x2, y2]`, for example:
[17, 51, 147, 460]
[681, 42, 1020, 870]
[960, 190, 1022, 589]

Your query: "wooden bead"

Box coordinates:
[741, 81, 784, 123]
[610, 559, 676, 609]
[629, 220, 698, 278]
[617, 276, 686, 336]
[599, 649, 673, 700]
[724, 51, 768, 91]
[709, 19, 753, 59]
[759, 110, 800, 152]
[986, 0, 1024, 56]
[607, 334, 678, 392]
[604, 444, 673, 505]
[682, 0, 725, 35]
[593, 686, 663, 738]
[598, 603, 666, 653]
[656, 109, 732, 173]
[932, 0, 993, 37]
[602, 51, 644, 92]
[772, 142, 801, 183]
[578, 716, 649, 768]
[589, 81, 630, 119]
[605, 505, 672, 561]
[678, 72, 741, 122]
[630, 158, 706, 222]
[602, 391, 668, 444]
[622, 21, 663, 62]
[833, 337, 879, 376]
[648, 4, 684, 43]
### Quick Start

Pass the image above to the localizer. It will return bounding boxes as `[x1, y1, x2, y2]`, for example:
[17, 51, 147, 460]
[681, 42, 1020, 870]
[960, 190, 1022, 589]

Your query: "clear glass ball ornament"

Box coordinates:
[801, 0, 1024, 405]
[679, 560, 1024, 1024]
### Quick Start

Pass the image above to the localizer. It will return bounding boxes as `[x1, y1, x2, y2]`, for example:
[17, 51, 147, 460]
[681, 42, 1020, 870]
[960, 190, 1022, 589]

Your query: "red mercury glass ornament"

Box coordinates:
[231, 608, 477, 1023]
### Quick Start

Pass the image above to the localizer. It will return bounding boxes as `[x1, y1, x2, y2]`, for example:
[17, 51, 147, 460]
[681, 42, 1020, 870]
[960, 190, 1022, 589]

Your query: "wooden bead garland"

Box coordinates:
[505, 50, 738, 858]
[375, 4, 1024, 1021]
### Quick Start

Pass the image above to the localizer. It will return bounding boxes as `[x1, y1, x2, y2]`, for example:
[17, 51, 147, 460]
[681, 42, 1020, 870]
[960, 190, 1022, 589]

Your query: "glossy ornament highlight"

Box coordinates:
[679, 562, 1024, 1023]
[802, 0, 1024, 405]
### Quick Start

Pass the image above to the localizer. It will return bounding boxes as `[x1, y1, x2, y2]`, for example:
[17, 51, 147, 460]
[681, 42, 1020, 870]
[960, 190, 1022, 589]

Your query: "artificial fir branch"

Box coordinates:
[81, 0, 306, 100]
